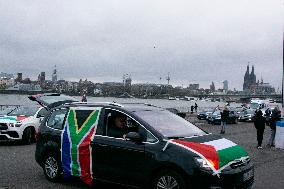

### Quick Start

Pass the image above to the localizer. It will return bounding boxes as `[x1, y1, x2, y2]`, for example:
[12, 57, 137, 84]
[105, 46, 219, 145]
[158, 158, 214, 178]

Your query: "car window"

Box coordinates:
[37, 108, 48, 117]
[102, 109, 158, 142]
[103, 110, 138, 138]
[47, 109, 68, 130]
[135, 110, 205, 138]
[146, 130, 158, 143]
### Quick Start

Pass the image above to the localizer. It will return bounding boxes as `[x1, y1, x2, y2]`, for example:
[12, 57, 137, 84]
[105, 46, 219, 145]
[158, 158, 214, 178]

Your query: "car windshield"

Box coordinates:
[135, 110, 206, 138]
[250, 103, 260, 109]
[7, 106, 39, 116]
[0, 107, 16, 115]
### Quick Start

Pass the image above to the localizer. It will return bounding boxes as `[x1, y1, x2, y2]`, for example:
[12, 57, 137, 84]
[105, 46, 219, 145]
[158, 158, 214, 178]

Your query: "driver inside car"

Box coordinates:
[108, 114, 128, 139]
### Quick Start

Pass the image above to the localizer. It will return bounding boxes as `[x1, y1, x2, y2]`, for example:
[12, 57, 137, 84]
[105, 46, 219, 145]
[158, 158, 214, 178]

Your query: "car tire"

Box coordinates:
[152, 169, 188, 189]
[22, 127, 33, 144]
[43, 153, 62, 182]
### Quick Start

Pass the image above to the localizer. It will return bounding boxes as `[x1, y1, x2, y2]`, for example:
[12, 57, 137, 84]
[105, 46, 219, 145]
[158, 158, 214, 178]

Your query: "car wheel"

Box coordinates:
[153, 169, 188, 189]
[22, 127, 33, 144]
[43, 153, 62, 182]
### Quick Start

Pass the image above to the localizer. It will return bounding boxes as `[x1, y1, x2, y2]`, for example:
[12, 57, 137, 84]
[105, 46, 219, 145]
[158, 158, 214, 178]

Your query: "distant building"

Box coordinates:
[0, 77, 14, 88]
[243, 65, 256, 91]
[38, 72, 45, 83]
[52, 66, 57, 82]
[0, 72, 14, 80]
[15, 73, 23, 83]
[188, 84, 199, 90]
[7, 84, 42, 91]
[223, 80, 229, 92]
[210, 82, 215, 91]
[242, 65, 274, 94]
[123, 74, 132, 93]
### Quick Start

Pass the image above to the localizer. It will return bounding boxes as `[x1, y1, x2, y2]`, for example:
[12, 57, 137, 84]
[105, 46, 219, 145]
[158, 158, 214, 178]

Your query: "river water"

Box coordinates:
[0, 94, 244, 112]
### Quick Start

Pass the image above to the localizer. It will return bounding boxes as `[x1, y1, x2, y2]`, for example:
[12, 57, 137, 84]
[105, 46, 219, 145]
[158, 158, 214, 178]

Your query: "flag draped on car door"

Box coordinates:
[61, 107, 101, 186]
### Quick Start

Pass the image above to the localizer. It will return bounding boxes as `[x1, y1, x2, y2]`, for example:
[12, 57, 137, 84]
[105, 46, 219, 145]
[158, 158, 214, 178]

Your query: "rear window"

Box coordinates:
[8, 106, 38, 116]
[134, 110, 205, 138]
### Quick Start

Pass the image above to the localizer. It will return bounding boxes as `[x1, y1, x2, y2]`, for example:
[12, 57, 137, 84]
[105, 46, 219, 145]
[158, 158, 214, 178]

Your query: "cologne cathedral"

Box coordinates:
[243, 65, 256, 91]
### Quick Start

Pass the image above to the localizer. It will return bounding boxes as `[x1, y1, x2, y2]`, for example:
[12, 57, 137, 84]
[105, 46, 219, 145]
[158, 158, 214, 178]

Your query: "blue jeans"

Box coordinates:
[269, 129, 276, 146]
[221, 121, 226, 132]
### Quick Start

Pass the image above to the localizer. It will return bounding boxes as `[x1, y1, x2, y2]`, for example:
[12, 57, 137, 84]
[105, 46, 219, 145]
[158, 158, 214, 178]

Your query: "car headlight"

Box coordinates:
[15, 123, 22, 127]
[194, 157, 215, 172]
[8, 123, 22, 127]
[8, 123, 15, 127]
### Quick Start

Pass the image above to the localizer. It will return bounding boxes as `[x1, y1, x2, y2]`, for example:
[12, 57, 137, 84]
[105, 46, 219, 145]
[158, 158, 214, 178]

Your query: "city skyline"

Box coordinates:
[1, 62, 278, 92]
[0, 0, 282, 90]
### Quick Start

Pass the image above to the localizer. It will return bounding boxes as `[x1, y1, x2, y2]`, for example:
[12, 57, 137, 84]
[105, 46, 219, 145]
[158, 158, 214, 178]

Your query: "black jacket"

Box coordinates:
[221, 110, 229, 122]
[254, 115, 266, 130]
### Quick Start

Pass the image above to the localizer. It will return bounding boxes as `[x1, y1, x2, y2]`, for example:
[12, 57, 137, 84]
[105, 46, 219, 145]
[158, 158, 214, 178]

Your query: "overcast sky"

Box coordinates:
[0, 0, 282, 90]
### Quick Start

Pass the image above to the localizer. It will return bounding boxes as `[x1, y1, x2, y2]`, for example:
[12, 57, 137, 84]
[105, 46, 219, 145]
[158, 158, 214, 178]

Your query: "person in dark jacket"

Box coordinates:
[265, 108, 271, 125]
[190, 105, 194, 114]
[268, 106, 281, 147]
[254, 110, 266, 149]
[220, 106, 229, 134]
[107, 114, 128, 138]
[194, 103, 198, 112]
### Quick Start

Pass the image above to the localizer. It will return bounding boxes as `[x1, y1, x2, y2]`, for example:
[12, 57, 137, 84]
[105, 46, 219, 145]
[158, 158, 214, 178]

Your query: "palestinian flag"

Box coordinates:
[172, 136, 248, 171]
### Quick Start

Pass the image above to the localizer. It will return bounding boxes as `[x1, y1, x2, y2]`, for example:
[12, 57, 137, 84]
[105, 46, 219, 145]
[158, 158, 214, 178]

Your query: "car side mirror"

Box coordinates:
[125, 132, 143, 143]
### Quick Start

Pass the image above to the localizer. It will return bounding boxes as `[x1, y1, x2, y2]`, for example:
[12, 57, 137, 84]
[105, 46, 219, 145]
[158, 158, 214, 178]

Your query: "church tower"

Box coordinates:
[243, 64, 250, 91]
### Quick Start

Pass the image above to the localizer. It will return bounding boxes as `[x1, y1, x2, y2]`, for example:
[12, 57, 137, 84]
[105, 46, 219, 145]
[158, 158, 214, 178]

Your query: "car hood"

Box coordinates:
[166, 134, 248, 171]
[28, 93, 78, 109]
[0, 115, 29, 123]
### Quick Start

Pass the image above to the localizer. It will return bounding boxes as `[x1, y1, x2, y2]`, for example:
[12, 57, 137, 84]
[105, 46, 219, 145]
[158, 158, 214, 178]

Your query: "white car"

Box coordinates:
[0, 106, 48, 144]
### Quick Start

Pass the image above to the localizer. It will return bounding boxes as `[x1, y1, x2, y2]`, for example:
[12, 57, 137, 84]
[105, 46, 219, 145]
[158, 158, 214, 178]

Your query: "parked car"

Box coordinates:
[0, 93, 78, 144]
[238, 109, 255, 122]
[208, 110, 238, 125]
[197, 109, 213, 120]
[33, 95, 254, 189]
[0, 105, 47, 144]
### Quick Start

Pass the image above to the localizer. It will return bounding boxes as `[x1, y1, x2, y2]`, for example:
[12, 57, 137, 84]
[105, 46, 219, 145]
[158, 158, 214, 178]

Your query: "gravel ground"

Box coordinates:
[0, 113, 283, 189]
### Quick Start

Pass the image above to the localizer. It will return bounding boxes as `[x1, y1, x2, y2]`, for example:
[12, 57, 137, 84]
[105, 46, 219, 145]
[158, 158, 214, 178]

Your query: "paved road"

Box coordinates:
[1, 116, 284, 189]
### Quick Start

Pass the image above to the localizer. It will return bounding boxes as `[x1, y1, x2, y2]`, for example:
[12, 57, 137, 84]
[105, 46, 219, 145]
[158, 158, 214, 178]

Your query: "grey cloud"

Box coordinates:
[0, 0, 282, 90]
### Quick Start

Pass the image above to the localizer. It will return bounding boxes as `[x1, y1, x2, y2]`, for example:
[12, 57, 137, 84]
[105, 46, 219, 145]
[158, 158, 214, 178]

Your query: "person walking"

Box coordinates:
[194, 103, 198, 112]
[220, 106, 229, 134]
[190, 105, 194, 114]
[253, 110, 266, 149]
[81, 94, 87, 102]
[268, 106, 281, 147]
[265, 107, 271, 125]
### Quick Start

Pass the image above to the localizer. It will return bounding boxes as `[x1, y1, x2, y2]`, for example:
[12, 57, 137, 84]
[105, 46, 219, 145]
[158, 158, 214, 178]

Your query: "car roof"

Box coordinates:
[62, 102, 164, 112]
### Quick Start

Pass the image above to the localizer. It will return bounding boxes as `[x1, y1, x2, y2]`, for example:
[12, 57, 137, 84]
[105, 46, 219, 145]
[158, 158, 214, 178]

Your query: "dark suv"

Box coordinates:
[34, 98, 254, 189]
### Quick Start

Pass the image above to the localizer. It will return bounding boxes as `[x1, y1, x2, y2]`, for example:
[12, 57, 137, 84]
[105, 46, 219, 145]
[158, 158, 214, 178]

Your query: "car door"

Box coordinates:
[92, 108, 148, 187]
[43, 108, 69, 144]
